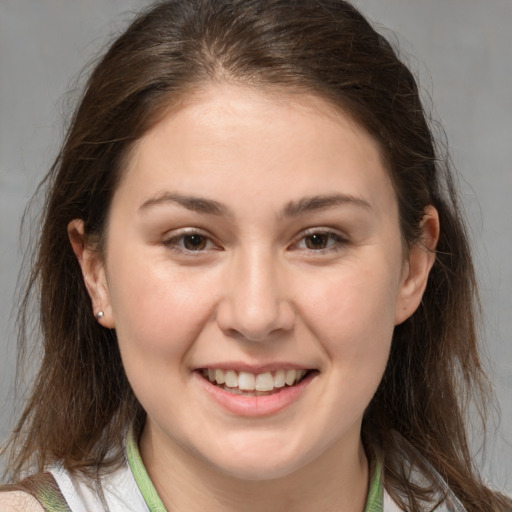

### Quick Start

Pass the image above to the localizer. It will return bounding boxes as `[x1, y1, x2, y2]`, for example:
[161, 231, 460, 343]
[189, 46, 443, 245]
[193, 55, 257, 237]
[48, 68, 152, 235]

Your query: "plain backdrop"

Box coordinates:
[1, 0, 511, 490]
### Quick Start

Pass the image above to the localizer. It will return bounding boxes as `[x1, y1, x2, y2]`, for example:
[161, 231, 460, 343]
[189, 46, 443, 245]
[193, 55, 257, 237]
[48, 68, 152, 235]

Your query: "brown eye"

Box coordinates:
[304, 233, 330, 250]
[163, 230, 217, 254]
[183, 234, 208, 250]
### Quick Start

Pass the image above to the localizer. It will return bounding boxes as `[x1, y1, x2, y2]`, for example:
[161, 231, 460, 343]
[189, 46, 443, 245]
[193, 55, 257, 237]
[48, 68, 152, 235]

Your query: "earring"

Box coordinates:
[96, 310, 104, 320]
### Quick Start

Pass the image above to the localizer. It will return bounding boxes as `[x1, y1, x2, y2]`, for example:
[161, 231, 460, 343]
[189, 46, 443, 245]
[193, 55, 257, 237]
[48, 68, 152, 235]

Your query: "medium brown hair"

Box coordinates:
[2, 1, 509, 510]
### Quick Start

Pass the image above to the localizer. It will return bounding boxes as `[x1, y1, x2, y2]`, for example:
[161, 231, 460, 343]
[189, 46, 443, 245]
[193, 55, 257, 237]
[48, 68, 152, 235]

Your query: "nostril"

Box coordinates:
[216, 298, 295, 343]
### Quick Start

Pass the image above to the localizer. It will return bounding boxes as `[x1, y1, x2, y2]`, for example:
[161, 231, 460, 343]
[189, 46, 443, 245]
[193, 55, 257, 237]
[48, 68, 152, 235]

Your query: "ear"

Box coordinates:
[395, 206, 440, 325]
[68, 219, 115, 328]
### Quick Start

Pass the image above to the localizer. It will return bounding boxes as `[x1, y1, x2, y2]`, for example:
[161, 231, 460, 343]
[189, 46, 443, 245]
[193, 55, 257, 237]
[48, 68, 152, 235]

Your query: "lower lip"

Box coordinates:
[194, 371, 316, 417]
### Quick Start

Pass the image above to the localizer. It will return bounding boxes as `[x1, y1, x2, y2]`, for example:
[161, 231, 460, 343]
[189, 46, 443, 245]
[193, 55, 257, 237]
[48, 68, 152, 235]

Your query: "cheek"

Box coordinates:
[298, 260, 400, 369]
[296, 267, 399, 425]
[105, 252, 217, 366]
[105, 259, 219, 422]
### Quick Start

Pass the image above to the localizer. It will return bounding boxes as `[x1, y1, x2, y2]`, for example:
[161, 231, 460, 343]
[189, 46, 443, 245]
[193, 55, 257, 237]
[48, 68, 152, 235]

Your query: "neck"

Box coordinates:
[139, 423, 370, 512]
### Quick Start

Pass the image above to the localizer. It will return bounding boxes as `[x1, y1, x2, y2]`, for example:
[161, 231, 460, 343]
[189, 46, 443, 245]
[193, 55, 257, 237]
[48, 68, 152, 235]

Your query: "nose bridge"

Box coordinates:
[217, 244, 293, 341]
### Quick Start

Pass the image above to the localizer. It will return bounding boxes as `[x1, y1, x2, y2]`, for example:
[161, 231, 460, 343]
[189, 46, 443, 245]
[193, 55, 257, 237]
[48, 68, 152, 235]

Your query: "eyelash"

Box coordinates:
[162, 229, 348, 255]
[292, 229, 348, 253]
[162, 230, 218, 254]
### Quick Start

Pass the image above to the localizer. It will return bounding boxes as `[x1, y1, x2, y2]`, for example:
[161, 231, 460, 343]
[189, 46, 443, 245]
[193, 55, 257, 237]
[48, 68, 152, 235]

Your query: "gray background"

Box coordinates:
[1, 0, 511, 490]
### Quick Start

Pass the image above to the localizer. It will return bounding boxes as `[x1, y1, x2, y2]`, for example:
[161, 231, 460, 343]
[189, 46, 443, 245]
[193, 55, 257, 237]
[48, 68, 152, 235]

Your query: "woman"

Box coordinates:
[0, 1, 509, 510]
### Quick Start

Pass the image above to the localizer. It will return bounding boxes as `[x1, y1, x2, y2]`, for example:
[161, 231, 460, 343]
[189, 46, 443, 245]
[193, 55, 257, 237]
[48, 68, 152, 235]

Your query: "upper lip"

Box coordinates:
[195, 362, 314, 373]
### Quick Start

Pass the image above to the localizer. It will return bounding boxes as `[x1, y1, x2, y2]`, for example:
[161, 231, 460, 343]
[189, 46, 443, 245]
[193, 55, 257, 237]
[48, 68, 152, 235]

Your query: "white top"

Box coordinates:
[0, 431, 467, 512]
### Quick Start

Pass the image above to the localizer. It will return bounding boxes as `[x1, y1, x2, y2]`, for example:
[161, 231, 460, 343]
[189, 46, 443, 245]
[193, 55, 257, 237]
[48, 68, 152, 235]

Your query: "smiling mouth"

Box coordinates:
[199, 368, 313, 396]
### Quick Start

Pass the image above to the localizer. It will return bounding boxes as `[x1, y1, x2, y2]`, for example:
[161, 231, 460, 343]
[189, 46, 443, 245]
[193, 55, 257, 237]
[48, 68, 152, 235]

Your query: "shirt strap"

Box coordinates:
[10, 472, 72, 512]
[364, 458, 384, 512]
[126, 429, 167, 512]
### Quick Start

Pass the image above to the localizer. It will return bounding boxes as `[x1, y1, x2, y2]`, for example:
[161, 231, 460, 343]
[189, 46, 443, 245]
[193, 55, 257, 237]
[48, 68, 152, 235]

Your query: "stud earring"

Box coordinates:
[96, 310, 104, 320]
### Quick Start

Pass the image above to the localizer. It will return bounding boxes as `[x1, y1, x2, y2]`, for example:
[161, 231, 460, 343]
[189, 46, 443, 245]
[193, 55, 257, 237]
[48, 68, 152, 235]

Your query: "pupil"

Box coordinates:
[184, 235, 205, 250]
[307, 234, 327, 249]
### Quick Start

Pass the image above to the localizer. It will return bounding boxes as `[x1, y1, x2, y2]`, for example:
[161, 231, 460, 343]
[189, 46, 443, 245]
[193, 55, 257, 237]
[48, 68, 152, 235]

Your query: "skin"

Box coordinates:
[70, 83, 439, 512]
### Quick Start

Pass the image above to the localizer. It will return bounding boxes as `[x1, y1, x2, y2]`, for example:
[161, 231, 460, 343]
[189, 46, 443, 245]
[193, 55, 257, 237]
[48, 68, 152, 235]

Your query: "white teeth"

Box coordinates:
[255, 372, 274, 391]
[238, 371, 256, 390]
[224, 370, 238, 388]
[285, 369, 297, 386]
[204, 368, 308, 391]
[215, 369, 225, 385]
[274, 369, 286, 388]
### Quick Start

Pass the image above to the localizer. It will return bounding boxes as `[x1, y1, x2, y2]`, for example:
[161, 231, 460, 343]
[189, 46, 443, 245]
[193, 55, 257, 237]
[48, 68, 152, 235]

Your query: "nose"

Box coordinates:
[216, 249, 295, 342]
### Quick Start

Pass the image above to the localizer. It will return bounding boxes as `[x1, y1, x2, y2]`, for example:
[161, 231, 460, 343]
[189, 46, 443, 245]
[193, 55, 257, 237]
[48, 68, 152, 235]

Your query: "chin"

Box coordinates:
[213, 457, 304, 481]
[199, 440, 316, 481]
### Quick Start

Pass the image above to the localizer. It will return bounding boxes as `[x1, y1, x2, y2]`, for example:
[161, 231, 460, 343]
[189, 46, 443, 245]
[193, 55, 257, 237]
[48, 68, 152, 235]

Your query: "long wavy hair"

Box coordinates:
[2, 1, 509, 510]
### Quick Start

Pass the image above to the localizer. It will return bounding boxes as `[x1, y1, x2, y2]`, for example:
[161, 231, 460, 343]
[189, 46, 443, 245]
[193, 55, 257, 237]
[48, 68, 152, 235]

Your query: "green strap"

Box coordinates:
[364, 459, 384, 512]
[13, 472, 72, 512]
[126, 429, 167, 512]
[127, 428, 384, 512]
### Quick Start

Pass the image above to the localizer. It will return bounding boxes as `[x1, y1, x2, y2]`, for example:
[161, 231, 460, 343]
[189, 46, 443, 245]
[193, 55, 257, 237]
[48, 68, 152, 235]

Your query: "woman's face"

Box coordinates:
[79, 84, 435, 480]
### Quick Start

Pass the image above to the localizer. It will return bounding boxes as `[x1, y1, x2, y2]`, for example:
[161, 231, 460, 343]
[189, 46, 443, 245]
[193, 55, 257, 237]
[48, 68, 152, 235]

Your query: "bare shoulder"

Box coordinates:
[0, 491, 44, 512]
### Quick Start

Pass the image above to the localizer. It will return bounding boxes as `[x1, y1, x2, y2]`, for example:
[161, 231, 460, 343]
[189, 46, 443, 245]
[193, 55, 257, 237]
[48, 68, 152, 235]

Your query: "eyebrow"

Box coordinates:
[138, 192, 371, 217]
[281, 193, 372, 217]
[139, 192, 229, 216]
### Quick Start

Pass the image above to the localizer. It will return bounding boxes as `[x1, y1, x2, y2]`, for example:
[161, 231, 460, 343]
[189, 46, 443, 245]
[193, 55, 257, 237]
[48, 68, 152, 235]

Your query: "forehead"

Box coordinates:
[115, 83, 395, 216]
